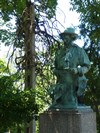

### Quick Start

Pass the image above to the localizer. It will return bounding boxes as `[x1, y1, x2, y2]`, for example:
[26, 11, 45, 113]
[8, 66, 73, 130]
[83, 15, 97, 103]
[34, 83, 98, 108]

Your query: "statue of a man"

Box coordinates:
[49, 27, 91, 109]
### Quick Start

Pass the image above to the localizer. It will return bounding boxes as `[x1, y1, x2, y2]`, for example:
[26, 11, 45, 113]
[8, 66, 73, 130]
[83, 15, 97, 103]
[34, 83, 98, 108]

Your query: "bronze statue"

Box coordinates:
[49, 27, 91, 109]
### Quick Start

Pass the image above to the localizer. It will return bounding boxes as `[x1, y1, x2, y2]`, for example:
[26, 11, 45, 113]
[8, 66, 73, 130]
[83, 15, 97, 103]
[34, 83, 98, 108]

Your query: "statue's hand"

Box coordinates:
[64, 67, 69, 70]
[77, 65, 89, 75]
[71, 68, 78, 74]
[64, 67, 78, 74]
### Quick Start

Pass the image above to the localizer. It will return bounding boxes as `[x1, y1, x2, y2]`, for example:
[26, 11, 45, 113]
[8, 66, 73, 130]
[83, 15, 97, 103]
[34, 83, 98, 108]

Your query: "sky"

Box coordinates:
[0, 0, 84, 59]
[56, 0, 80, 30]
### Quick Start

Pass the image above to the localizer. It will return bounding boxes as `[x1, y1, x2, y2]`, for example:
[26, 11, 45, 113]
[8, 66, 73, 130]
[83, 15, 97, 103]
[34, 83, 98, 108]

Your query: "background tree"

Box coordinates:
[70, 0, 100, 132]
[0, 59, 38, 132]
[0, 0, 61, 132]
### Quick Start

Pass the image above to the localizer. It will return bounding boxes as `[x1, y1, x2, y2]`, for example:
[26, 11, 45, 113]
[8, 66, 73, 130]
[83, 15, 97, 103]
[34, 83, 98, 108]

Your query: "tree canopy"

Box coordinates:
[0, 0, 59, 132]
[0, 59, 38, 132]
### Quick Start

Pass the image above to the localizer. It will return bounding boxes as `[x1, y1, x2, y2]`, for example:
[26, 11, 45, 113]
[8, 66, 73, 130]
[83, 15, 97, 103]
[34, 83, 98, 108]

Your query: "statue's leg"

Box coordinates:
[78, 95, 84, 105]
[61, 84, 77, 108]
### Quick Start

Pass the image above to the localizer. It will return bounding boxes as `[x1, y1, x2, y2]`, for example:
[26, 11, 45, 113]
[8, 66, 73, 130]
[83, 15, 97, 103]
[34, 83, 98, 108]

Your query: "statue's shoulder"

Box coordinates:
[72, 43, 80, 48]
[72, 43, 83, 51]
[73, 44, 88, 58]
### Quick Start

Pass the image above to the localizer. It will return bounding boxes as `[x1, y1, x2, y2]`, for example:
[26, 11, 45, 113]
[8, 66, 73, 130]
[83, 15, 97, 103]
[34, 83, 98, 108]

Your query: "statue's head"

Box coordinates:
[59, 27, 78, 42]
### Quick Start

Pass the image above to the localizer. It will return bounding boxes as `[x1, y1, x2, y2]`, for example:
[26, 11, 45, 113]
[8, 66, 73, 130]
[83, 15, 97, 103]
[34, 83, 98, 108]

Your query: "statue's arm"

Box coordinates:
[70, 66, 88, 75]
[70, 47, 91, 75]
[77, 48, 91, 75]
[77, 66, 89, 75]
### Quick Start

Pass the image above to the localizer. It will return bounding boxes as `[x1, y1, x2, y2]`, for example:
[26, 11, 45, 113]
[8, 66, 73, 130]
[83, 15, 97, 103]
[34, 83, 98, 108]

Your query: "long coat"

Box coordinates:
[51, 44, 90, 108]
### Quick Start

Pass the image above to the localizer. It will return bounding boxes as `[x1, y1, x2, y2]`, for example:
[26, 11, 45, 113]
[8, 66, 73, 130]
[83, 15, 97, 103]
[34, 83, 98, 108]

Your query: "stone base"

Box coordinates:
[39, 109, 97, 133]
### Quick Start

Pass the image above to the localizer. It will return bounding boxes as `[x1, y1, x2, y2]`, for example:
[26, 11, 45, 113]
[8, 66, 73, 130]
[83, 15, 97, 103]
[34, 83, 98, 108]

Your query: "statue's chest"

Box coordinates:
[59, 48, 80, 67]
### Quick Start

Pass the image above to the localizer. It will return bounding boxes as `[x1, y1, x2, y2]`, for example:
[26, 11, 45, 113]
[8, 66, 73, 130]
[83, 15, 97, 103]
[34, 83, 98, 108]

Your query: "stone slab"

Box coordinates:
[39, 109, 97, 133]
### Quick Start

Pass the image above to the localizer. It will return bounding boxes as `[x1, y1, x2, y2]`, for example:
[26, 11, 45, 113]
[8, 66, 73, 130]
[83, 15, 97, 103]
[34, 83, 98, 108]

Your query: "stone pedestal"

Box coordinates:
[39, 108, 97, 133]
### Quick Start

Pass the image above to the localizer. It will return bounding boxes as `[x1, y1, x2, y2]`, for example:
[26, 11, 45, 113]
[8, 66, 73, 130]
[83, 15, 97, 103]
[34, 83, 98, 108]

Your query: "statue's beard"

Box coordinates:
[64, 41, 73, 47]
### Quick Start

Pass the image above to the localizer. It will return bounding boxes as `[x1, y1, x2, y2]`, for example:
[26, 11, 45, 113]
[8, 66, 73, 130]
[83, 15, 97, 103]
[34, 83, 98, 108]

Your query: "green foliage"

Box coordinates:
[0, 60, 9, 73]
[0, 19, 17, 50]
[37, 0, 58, 18]
[0, 0, 59, 131]
[0, 88, 37, 124]
[0, 60, 38, 131]
[70, 0, 100, 42]
[0, 0, 26, 21]
[0, 0, 58, 21]
[35, 43, 59, 111]
[85, 65, 100, 132]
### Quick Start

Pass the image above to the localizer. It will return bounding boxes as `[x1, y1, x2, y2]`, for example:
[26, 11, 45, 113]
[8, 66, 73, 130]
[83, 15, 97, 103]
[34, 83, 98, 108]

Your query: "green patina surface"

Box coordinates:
[49, 28, 91, 109]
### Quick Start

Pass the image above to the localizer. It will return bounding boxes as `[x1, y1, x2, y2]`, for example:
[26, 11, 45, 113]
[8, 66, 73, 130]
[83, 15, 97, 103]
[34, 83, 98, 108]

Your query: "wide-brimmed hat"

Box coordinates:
[59, 27, 78, 39]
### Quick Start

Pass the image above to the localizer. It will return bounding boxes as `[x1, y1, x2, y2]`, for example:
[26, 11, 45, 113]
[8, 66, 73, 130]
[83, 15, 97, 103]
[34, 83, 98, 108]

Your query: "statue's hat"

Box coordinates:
[59, 27, 78, 39]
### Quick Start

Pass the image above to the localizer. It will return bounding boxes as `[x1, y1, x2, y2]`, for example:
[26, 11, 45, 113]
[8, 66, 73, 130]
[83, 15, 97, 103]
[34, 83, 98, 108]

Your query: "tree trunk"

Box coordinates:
[24, 1, 36, 133]
[25, 1, 35, 90]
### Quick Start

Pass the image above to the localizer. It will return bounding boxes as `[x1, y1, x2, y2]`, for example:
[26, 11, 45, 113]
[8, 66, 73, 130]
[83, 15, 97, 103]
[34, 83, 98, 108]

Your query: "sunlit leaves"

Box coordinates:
[0, 0, 26, 20]
[0, 60, 9, 73]
[70, 0, 100, 42]
[0, 89, 37, 125]
[0, 60, 38, 129]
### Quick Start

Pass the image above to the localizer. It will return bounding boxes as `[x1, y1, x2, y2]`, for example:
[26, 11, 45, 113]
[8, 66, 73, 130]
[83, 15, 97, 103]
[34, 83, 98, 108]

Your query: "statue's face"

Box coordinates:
[63, 34, 73, 45]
